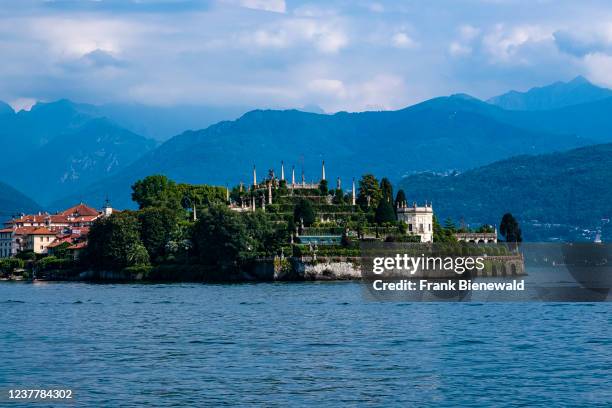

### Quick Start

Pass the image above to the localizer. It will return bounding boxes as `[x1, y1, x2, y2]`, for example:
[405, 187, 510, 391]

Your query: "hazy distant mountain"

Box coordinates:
[79, 103, 250, 141]
[398, 143, 612, 232]
[487, 76, 612, 111]
[52, 97, 588, 209]
[0, 99, 93, 166]
[0, 181, 41, 221]
[0, 118, 156, 206]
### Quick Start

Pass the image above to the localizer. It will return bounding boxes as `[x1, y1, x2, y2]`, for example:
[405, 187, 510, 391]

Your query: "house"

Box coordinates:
[24, 227, 57, 254]
[0, 201, 113, 259]
[0, 228, 15, 258]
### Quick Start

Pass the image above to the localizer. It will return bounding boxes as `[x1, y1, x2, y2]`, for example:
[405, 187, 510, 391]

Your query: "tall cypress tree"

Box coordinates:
[500, 213, 522, 242]
[395, 189, 407, 208]
[380, 178, 393, 203]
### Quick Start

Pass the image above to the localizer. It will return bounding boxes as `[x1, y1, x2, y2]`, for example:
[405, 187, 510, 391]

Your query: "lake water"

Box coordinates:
[0, 282, 610, 407]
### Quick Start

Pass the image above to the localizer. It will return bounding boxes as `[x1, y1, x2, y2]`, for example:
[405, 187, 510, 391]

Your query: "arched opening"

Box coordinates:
[511, 263, 517, 276]
[501, 265, 507, 277]
[491, 265, 497, 276]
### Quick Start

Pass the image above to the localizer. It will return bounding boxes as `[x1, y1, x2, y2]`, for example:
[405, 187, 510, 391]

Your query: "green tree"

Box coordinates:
[500, 213, 522, 242]
[244, 211, 287, 255]
[333, 188, 345, 204]
[138, 207, 178, 260]
[51, 242, 71, 259]
[294, 199, 316, 227]
[85, 212, 150, 270]
[132, 175, 181, 210]
[357, 174, 382, 210]
[0, 258, 24, 273]
[395, 189, 407, 208]
[476, 224, 495, 233]
[444, 217, 457, 233]
[433, 215, 457, 243]
[191, 206, 251, 267]
[319, 179, 328, 195]
[380, 177, 394, 203]
[177, 184, 227, 209]
[375, 199, 396, 224]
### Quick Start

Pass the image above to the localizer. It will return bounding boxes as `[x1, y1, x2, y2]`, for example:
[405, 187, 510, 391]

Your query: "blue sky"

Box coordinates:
[2, 0, 612, 112]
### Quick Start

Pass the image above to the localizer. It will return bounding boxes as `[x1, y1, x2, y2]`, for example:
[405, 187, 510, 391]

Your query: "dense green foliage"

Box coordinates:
[79, 173, 471, 277]
[0, 258, 24, 273]
[132, 175, 182, 209]
[138, 207, 179, 260]
[375, 199, 396, 224]
[294, 199, 316, 227]
[319, 179, 328, 195]
[399, 143, 612, 228]
[357, 174, 382, 210]
[132, 174, 227, 211]
[192, 206, 251, 268]
[85, 212, 150, 270]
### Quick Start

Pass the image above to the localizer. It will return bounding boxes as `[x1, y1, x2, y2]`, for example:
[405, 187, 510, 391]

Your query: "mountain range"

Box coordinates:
[487, 76, 612, 111]
[0, 101, 157, 206]
[52, 100, 586, 210]
[52, 76, 612, 209]
[1, 76, 612, 238]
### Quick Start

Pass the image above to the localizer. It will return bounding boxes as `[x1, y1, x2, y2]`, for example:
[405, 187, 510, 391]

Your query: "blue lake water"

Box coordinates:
[0, 281, 610, 407]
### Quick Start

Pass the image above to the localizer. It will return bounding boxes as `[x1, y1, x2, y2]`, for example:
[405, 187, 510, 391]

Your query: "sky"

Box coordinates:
[3, 0, 612, 112]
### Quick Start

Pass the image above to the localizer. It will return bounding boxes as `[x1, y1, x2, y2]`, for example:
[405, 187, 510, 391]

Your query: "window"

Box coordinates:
[408, 224, 413, 232]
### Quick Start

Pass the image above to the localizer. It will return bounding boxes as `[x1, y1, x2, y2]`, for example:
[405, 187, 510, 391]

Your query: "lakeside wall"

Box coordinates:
[32, 254, 524, 282]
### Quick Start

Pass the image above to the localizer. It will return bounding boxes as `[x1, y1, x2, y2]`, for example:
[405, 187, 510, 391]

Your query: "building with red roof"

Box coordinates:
[0, 201, 113, 258]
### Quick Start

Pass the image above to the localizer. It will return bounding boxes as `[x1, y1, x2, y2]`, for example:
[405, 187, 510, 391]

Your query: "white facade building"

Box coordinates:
[396, 202, 434, 243]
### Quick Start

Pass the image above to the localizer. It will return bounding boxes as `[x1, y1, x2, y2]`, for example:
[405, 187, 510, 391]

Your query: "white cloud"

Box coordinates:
[449, 41, 472, 56]
[448, 24, 480, 56]
[221, 0, 286, 13]
[391, 32, 417, 49]
[308, 79, 346, 96]
[459, 24, 480, 41]
[293, 5, 338, 17]
[482, 24, 553, 63]
[554, 24, 612, 57]
[0, 0, 607, 113]
[244, 18, 348, 53]
[352, 74, 409, 111]
[583, 52, 612, 86]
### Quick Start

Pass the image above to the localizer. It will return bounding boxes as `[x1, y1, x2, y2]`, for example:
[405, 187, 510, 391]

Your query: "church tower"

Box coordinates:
[352, 178, 356, 206]
[102, 198, 113, 217]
